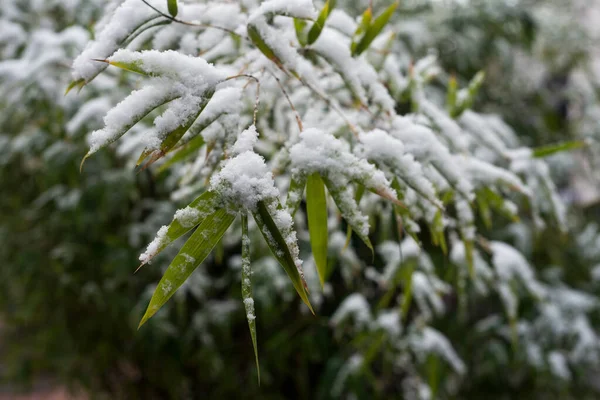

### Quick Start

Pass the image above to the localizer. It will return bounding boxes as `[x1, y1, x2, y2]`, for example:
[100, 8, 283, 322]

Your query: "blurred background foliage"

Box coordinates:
[1, 0, 600, 399]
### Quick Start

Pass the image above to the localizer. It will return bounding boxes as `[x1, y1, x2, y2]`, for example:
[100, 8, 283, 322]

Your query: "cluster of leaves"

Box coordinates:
[2, 0, 600, 399]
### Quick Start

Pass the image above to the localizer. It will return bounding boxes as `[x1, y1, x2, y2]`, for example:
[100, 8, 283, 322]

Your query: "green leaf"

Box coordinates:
[532, 140, 585, 158]
[306, 173, 329, 287]
[157, 134, 205, 173]
[247, 23, 285, 70]
[352, 1, 399, 57]
[65, 79, 85, 95]
[307, 0, 336, 45]
[104, 59, 150, 76]
[137, 92, 214, 168]
[452, 71, 485, 117]
[139, 207, 235, 327]
[446, 75, 457, 114]
[252, 201, 314, 314]
[80, 91, 179, 170]
[400, 264, 415, 320]
[138, 190, 221, 267]
[343, 184, 365, 250]
[241, 214, 260, 384]
[167, 0, 178, 17]
[350, 6, 372, 54]
[464, 238, 475, 278]
[294, 19, 308, 46]
[324, 178, 373, 253]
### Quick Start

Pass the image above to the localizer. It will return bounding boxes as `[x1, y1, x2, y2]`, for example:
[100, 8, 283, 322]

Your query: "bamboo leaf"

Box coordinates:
[306, 173, 329, 287]
[253, 201, 314, 314]
[138, 190, 221, 267]
[446, 75, 457, 114]
[294, 19, 308, 46]
[352, 1, 399, 57]
[350, 6, 372, 54]
[247, 23, 285, 70]
[167, 0, 178, 17]
[400, 263, 415, 320]
[137, 92, 214, 168]
[157, 134, 205, 173]
[307, 0, 336, 45]
[324, 178, 373, 253]
[286, 175, 306, 218]
[532, 140, 585, 158]
[241, 214, 260, 384]
[139, 207, 235, 327]
[65, 79, 85, 95]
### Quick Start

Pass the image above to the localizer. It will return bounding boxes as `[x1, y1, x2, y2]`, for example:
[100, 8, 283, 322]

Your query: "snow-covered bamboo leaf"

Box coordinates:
[532, 140, 585, 158]
[453, 71, 485, 117]
[344, 184, 365, 250]
[351, 1, 398, 57]
[306, 173, 329, 287]
[137, 92, 213, 168]
[139, 207, 235, 327]
[307, 0, 336, 45]
[241, 214, 260, 383]
[252, 200, 314, 314]
[286, 175, 306, 217]
[324, 178, 373, 253]
[167, 0, 178, 18]
[138, 190, 221, 266]
[247, 23, 285, 71]
[81, 87, 179, 168]
[71, 0, 171, 84]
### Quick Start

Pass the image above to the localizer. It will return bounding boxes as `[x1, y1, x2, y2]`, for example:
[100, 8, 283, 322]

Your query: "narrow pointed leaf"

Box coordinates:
[344, 184, 365, 249]
[65, 79, 85, 95]
[294, 19, 308, 46]
[351, 6, 372, 54]
[307, 0, 336, 45]
[139, 207, 235, 327]
[324, 178, 373, 253]
[532, 140, 585, 158]
[138, 190, 221, 266]
[252, 201, 314, 314]
[241, 214, 260, 383]
[306, 173, 329, 286]
[401, 263, 415, 320]
[247, 23, 285, 70]
[352, 1, 399, 56]
[137, 93, 213, 168]
[286, 175, 306, 217]
[167, 0, 178, 17]
[157, 134, 205, 173]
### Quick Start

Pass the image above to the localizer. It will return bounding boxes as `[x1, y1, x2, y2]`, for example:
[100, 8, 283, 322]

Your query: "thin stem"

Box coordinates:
[225, 74, 261, 126]
[140, 0, 242, 37]
[267, 70, 304, 133]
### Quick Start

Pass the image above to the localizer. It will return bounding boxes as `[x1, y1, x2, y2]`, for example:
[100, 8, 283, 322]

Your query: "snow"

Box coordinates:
[139, 225, 170, 264]
[249, 0, 316, 21]
[412, 327, 466, 374]
[231, 125, 258, 155]
[331, 293, 372, 328]
[290, 128, 397, 199]
[173, 206, 201, 228]
[209, 151, 279, 211]
[72, 0, 167, 82]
